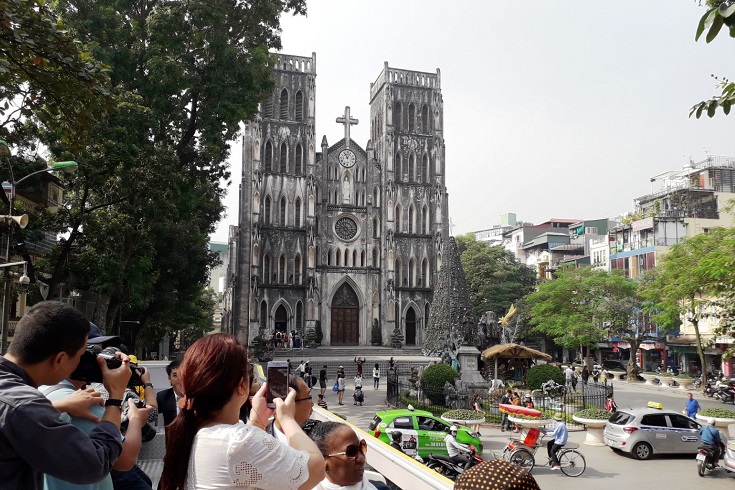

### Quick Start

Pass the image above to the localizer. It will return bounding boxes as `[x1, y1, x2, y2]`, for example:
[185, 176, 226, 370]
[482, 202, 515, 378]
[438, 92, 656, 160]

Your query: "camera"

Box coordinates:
[70, 345, 143, 387]
[120, 391, 156, 443]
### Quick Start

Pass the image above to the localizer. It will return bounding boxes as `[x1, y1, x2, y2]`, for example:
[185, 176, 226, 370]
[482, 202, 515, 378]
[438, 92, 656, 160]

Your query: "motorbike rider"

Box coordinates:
[700, 417, 725, 464]
[444, 425, 471, 468]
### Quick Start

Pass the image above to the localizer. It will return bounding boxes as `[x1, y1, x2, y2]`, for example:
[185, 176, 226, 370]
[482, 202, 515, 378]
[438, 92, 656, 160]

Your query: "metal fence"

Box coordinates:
[387, 373, 612, 430]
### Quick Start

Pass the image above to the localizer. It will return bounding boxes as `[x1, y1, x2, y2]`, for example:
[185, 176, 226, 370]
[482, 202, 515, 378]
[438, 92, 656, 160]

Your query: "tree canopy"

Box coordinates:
[691, 1, 735, 118]
[526, 267, 645, 373]
[1, 0, 307, 351]
[456, 233, 537, 318]
[642, 227, 735, 383]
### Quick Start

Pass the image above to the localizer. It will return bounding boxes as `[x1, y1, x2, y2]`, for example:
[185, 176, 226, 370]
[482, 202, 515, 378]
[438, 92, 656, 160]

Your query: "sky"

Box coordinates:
[211, 0, 735, 243]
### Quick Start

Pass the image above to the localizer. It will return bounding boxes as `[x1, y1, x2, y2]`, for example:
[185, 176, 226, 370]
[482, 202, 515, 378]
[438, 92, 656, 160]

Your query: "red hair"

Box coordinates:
[160, 334, 249, 489]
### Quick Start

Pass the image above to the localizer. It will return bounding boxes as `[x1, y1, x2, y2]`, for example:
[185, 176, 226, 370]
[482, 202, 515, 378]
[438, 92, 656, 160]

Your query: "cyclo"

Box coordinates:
[501, 427, 586, 477]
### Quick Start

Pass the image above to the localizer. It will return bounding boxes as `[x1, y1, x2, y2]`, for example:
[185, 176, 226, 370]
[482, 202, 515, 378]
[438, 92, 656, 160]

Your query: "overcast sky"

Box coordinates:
[211, 0, 735, 242]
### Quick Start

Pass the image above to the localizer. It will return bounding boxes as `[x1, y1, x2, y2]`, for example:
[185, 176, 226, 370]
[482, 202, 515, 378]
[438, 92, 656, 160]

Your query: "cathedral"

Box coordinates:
[228, 53, 449, 347]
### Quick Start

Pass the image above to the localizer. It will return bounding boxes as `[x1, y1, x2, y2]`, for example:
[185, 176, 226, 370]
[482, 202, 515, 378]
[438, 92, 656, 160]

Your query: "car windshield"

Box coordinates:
[368, 415, 381, 431]
[608, 411, 635, 425]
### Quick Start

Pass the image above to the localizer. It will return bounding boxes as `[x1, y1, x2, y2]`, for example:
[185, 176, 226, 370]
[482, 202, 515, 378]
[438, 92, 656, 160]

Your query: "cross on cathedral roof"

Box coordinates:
[335, 106, 358, 149]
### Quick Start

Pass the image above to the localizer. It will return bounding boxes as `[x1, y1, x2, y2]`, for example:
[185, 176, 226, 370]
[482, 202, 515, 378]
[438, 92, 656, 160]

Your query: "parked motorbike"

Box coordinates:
[425, 445, 482, 480]
[703, 381, 718, 398]
[716, 386, 735, 404]
[697, 445, 720, 477]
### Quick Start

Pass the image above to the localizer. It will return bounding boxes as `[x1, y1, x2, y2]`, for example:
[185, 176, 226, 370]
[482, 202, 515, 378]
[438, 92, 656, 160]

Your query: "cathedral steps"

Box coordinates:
[272, 345, 425, 360]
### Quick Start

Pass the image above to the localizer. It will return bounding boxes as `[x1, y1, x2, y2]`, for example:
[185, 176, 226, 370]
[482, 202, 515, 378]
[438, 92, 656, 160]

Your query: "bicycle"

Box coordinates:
[501, 430, 586, 477]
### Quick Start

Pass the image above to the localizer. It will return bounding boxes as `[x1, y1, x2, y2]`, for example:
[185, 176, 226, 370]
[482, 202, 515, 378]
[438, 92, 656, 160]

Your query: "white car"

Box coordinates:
[603, 406, 701, 460]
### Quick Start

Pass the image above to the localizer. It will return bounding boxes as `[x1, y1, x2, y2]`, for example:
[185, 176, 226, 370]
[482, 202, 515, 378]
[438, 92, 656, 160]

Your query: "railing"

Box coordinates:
[387, 374, 611, 430]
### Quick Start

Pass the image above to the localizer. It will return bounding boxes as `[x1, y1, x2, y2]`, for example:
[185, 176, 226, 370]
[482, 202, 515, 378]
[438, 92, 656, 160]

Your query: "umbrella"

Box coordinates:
[482, 343, 552, 387]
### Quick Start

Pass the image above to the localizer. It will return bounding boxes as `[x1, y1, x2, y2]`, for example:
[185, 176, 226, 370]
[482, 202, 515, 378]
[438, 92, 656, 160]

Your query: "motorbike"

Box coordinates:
[697, 445, 720, 477]
[425, 445, 482, 480]
[716, 386, 735, 404]
[703, 381, 718, 398]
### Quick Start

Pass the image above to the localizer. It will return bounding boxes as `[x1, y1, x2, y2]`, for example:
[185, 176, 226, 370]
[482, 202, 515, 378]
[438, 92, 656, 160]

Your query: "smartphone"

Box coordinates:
[266, 361, 290, 408]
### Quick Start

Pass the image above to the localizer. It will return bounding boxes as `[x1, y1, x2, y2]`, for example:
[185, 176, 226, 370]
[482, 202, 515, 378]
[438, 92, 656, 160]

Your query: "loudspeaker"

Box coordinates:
[1, 214, 28, 228]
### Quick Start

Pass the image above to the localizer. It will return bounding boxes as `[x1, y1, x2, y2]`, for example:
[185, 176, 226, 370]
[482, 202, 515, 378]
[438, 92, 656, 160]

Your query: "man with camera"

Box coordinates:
[0, 301, 133, 489]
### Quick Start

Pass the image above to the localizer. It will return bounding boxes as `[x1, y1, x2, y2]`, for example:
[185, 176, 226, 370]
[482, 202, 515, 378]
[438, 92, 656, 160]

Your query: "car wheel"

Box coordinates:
[632, 442, 652, 460]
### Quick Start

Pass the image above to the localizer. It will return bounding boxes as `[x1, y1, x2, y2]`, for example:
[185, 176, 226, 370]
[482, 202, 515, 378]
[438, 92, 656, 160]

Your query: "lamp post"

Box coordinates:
[0, 140, 78, 353]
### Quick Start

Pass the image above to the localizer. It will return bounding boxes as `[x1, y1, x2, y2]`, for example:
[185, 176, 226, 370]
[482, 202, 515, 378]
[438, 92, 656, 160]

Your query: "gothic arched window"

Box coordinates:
[295, 198, 301, 228]
[263, 98, 273, 119]
[421, 104, 429, 133]
[394, 102, 402, 131]
[408, 104, 416, 132]
[280, 143, 287, 173]
[264, 141, 273, 172]
[280, 197, 286, 226]
[260, 300, 268, 328]
[294, 144, 303, 174]
[264, 196, 271, 225]
[295, 91, 304, 121]
[264, 255, 271, 284]
[409, 153, 415, 182]
[280, 88, 289, 119]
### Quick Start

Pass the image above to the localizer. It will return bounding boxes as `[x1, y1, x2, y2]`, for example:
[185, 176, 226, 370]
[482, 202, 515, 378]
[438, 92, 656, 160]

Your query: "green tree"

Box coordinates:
[526, 267, 643, 376]
[642, 227, 735, 386]
[691, 1, 735, 118]
[20, 0, 307, 348]
[0, 0, 112, 144]
[456, 234, 537, 318]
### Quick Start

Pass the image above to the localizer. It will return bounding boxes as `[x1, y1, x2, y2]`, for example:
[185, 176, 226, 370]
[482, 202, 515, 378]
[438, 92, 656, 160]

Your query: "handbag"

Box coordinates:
[332, 381, 339, 392]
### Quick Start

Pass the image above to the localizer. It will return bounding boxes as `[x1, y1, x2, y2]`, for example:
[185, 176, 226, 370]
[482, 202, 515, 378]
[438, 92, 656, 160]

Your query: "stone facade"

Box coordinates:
[229, 54, 449, 347]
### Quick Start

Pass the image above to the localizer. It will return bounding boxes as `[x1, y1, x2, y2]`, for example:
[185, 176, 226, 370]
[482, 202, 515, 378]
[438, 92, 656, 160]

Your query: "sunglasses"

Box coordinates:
[327, 439, 367, 459]
[295, 395, 313, 403]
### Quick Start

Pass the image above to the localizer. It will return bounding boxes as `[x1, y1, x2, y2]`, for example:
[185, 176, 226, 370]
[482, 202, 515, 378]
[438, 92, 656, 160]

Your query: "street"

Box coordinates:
[139, 363, 735, 489]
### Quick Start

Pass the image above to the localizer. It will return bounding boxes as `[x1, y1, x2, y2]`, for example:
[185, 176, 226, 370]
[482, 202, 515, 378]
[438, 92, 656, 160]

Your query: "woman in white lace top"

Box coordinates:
[160, 334, 324, 490]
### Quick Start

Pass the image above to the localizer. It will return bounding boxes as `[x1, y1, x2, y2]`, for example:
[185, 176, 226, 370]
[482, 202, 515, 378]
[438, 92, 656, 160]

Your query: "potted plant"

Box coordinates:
[507, 412, 554, 429]
[657, 371, 675, 386]
[371, 319, 382, 346]
[639, 371, 659, 385]
[314, 321, 323, 346]
[441, 409, 485, 428]
[696, 408, 735, 428]
[674, 373, 694, 390]
[606, 369, 626, 381]
[390, 325, 404, 349]
[572, 408, 611, 446]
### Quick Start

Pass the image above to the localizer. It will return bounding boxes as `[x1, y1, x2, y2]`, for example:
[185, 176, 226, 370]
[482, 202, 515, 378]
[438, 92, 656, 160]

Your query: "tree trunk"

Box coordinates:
[692, 317, 707, 388]
[626, 338, 641, 382]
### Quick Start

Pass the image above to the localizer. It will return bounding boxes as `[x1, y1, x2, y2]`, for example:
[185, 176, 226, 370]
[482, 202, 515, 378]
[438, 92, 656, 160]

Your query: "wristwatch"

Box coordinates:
[105, 399, 123, 408]
[144, 383, 154, 388]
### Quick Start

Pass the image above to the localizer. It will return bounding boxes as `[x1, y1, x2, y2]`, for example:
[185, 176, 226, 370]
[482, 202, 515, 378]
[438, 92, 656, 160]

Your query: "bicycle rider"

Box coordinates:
[542, 412, 568, 470]
[445, 425, 471, 468]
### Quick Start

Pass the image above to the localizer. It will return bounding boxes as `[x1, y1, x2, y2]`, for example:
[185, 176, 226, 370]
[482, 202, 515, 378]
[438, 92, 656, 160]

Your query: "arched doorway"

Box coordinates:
[275, 305, 288, 333]
[331, 283, 359, 345]
[406, 307, 417, 345]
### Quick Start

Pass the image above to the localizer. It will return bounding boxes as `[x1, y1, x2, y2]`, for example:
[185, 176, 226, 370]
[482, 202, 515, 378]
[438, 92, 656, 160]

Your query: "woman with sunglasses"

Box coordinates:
[160, 334, 324, 490]
[309, 421, 389, 490]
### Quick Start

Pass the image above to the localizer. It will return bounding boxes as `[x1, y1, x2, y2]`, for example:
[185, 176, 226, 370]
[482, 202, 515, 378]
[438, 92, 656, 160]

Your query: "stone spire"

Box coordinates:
[423, 236, 477, 357]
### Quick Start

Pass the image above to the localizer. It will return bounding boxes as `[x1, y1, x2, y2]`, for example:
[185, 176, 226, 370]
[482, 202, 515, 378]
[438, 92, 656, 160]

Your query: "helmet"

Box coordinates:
[391, 431, 402, 442]
[524, 393, 531, 398]
[450, 425, 459, 433]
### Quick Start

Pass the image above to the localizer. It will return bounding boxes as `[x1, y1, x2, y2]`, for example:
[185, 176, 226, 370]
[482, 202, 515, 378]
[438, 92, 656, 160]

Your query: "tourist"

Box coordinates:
[523, 393, 534, 409]
[372, 363, 380, 389]
[354, 356, 366, 376]
[317, 394, 328, 410]
[499, 389, 512, 432]
[471, 393, 483, 434]
[337, 371, 346, 405]
[159, 333, 324, 490]
[605, 393, 617, 413]
[510, 392, 522, 433]
[319, 365, 328, 396]
[581, 366, 590, 385]
[308, 421, 389, 490]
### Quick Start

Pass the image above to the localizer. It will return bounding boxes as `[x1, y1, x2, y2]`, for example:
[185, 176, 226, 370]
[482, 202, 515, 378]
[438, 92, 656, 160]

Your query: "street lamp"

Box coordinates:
[0, 140, 79, 353]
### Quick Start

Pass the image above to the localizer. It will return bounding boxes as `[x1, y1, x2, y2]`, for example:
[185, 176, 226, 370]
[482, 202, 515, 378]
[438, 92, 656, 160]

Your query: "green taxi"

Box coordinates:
[368, 407, 483, 458]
